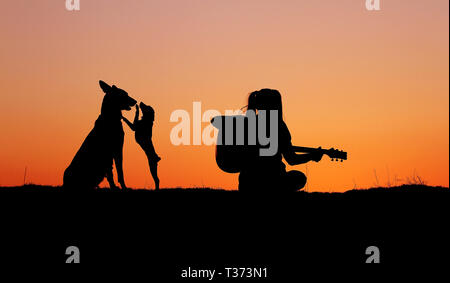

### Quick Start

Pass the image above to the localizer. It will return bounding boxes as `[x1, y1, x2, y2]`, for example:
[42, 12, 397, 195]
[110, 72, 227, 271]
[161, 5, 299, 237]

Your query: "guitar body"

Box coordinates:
[211, 115, 257, 174]
[215, 145, 244, 173]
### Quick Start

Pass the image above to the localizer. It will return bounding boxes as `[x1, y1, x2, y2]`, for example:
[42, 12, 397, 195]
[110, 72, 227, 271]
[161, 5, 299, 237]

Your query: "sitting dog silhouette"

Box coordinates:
[63, 80, 137, 190]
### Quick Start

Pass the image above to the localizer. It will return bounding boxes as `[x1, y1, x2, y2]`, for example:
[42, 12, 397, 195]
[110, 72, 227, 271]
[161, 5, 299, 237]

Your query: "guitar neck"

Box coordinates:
[292, 145, 348, 161]
[291, 146, 321, 153]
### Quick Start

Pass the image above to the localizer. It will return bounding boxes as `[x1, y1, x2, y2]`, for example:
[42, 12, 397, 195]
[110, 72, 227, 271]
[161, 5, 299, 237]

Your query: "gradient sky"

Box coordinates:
[0, 0, 448, 191]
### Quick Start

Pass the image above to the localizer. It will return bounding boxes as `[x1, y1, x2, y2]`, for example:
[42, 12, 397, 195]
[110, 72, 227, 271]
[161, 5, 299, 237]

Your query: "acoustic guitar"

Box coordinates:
[211, 115, 348, 173]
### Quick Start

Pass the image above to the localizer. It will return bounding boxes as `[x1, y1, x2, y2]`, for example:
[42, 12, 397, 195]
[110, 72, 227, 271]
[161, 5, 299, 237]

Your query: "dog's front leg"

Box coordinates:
[114, 151, 127, 190]
[106, 168, 119, 189]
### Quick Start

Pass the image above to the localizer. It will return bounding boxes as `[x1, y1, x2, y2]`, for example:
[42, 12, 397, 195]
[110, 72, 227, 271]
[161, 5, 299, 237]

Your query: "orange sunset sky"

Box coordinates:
[0, 0, 448, 191]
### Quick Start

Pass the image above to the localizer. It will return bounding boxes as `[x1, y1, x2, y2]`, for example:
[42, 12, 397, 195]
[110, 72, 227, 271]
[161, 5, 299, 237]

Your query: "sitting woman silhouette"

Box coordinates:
[239, 89, 323, 192]
[122, 102, 161, 190]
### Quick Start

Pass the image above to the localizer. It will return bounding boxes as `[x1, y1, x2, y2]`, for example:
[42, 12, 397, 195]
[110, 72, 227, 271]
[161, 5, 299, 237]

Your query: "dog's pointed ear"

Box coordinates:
[99, 80, 111, 94]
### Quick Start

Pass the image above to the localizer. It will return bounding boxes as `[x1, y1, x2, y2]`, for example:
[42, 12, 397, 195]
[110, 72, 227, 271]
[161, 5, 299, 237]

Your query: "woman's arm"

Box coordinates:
[283, 146, 323, 166]
[279, 122, 323, 165]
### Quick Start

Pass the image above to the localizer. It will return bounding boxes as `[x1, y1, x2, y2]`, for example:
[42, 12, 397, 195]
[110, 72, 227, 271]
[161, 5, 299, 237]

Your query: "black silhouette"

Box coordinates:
[122, 102, 161, 190]
[63, 80, 137, 190]
[212, 89, 346, 192]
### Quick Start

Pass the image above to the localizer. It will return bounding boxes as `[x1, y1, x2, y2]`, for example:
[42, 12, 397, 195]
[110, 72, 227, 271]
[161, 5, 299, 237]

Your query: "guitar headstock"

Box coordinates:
[324, 148, 347, 162]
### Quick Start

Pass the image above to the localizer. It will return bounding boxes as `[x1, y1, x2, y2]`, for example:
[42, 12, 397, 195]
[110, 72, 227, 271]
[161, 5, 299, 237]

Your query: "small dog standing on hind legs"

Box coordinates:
[122, 102, 161, 190]
[63, 80, 137, 191]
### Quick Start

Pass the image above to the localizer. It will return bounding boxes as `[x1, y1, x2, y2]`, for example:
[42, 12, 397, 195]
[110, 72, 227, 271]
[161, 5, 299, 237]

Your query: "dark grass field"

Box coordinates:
[1, 183, 448, 193]
[0, 184, 449, 276]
